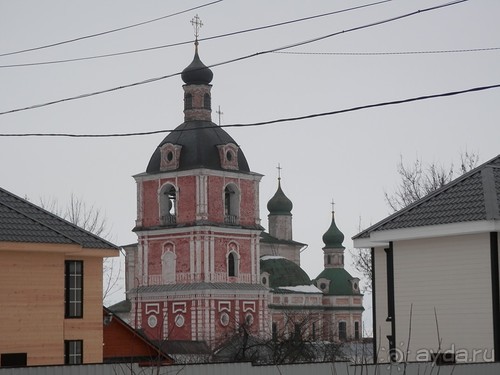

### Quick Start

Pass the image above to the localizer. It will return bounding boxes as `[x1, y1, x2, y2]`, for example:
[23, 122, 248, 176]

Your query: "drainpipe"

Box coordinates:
[385, 242, 396, 362]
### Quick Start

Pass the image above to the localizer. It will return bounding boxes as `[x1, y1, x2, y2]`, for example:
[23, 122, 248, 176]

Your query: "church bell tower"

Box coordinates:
[127, 16, 268, 348]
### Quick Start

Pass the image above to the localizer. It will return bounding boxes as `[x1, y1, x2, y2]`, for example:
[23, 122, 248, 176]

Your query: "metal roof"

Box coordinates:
[0, 187, 119, 250]
[145, 120, 250, 174]
[353, 154, 500, 239]
[260, 257, 311, 289]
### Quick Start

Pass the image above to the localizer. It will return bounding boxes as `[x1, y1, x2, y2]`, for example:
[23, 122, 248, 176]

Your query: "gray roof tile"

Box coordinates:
[0, 187, 119, 249]
[354, 154, 500, 239]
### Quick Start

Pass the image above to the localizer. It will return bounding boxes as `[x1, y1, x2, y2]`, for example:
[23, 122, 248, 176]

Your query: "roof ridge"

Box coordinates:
[353, 153, 500, 239]
[0, 187, 118, 249]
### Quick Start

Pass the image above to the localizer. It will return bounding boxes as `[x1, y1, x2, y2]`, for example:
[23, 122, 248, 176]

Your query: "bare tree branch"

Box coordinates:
[352, 151, 479, 295]
[38, 193, 122, 303]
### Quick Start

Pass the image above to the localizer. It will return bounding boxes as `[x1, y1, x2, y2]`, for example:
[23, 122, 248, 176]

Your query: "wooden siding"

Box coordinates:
[0, 250, 105, 366]
[0, 251, 64, 365]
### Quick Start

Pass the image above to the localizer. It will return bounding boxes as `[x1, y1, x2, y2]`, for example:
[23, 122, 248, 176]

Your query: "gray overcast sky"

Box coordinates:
[1, 0, 499, 330]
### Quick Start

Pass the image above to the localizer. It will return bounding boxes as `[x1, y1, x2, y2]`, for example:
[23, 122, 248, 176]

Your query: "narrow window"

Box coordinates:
[64, 340, 83, 365]
[204, 93, 211, 109]
[224, 187, 232, 216]
[65, 261, 83, 318]
[228, 252, 236, 277]
[272, 322, 277, 341]
[339, 321, 347, 341]
[312, 322, 317, 341]
[354, 321, 360, 340]
[184, 93, 192, 110]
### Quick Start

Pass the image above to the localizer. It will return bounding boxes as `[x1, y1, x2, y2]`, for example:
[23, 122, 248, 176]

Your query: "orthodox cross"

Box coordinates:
[216, 105, 223, 125]
[277, 163, 282, 180]
[190, 14, 203, 42]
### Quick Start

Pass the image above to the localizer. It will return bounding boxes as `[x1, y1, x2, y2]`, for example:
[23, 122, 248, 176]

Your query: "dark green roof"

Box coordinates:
[260, 256, 311, 288]
[267, 179, 293, 215]
[322, 211, 345, 249]
[314, 268, 359, 296]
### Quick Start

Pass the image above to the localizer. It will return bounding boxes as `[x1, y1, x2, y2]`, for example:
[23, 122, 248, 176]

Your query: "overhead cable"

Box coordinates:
[273, 47, 500, 56]
[0, 0, 469, 116]
[1, 83, 498, 137]
[0, 0, 392, 68]
[0, 0, 223, 58]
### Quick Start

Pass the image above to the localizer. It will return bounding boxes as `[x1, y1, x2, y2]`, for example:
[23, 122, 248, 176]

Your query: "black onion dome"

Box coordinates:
[146, 121, 250, 173]
[181, 47, 213, 85]
[322, 212, 345, 249]
[267, 180, 293, 215]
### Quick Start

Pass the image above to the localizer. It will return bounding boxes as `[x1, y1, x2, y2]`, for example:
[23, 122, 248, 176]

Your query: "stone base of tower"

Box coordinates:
[128, 283, 269, 349]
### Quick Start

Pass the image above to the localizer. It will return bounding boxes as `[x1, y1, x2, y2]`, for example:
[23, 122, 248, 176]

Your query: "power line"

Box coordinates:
[273, 47, 500, 56]
[0, 0, 392, 69]
[1, 83, 498, 137]
[0, 0, 223, 58]
[0, 0, 469, 117]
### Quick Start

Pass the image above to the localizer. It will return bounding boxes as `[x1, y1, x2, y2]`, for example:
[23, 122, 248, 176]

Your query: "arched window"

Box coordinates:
[227, 252, 238, 277]
[160, 184, 177, 225]
[203, 93, 211, 109]
[184, 93, 192, 110]
[224, 184, 239, 225]
[161, 248, 176, 284]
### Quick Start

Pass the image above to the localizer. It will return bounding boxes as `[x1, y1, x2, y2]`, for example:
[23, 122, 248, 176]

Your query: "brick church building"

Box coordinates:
[111, 39, 363, 350]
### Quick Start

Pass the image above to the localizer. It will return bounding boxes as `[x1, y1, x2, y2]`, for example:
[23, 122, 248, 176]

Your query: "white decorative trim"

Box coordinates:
[354, 220, 500, 247]
[218, 301, 231, 312]
[172, 302, 187, 313]
[145, 303, 160, 315]
[134, 167, 263, 182]
[159, 143, 182, 171]
[220, 312, 230, 326]
[147, 315, 158, 328]
[175, 314, 185, 327]
[217, 143, 239, 170]
[243, 301, 255, 313]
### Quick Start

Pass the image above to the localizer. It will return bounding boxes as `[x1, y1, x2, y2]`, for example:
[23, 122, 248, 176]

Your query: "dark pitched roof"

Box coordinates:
[145, 120, 250, 174]
[0, 187, 119, 250]
[353, 154, 500, 239]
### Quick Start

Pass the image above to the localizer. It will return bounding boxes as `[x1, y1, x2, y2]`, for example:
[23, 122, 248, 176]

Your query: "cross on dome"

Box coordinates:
[190, 14, 203, 43]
